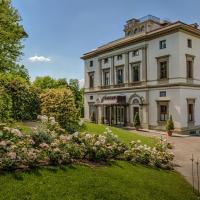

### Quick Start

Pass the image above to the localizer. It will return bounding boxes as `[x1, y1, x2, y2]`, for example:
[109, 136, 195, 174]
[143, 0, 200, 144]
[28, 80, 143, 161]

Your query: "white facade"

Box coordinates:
[82, 15, 200, 134]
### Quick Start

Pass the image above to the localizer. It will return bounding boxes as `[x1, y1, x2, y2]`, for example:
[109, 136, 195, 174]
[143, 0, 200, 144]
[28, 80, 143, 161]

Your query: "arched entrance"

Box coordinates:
[128, 94, 145, 126]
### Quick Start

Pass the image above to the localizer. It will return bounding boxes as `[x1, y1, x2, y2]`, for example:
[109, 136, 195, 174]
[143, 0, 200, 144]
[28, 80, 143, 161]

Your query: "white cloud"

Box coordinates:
[29, 55, 51, 62]
[79, 79, 84, 88]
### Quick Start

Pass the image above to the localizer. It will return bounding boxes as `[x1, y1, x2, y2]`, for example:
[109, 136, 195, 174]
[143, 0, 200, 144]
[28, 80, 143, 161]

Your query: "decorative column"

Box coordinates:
[110, 56, 115, 86]
[124, 52, 129, 86]
[142, 46, 147, 82]
[98, 59, 102, 87]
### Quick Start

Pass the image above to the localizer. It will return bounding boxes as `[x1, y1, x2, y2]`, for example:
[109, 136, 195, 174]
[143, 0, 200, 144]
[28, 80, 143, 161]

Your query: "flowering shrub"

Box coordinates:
[124, 138, 174, 169]
[0, 116, 174, 171]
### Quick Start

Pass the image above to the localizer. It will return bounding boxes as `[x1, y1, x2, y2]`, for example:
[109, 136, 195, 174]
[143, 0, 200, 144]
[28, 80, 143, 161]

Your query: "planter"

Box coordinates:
[167, 131, 173, 137]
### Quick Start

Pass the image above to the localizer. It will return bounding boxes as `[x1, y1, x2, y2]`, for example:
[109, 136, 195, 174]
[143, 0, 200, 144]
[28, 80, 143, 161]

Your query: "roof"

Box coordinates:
[81, 21, 200, 60]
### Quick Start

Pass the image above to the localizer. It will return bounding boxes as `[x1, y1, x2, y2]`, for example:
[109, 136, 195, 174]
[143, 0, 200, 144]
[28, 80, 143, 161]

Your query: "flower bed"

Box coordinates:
[0, 116, 174, 171]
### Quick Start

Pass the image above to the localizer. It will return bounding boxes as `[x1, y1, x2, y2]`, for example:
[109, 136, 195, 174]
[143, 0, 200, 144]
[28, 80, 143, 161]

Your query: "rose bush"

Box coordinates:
[124, 138, 174, 169]
[0, 116, 174, 171]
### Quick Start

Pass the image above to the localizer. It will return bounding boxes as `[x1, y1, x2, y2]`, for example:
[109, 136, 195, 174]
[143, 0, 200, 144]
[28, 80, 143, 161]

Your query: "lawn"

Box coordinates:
[0, 122, 197, 200]
[83, 122, 157, 146]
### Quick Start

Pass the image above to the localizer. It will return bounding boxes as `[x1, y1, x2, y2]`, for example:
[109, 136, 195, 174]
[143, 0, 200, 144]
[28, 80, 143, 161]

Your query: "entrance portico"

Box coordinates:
[98, 96, 128, 126]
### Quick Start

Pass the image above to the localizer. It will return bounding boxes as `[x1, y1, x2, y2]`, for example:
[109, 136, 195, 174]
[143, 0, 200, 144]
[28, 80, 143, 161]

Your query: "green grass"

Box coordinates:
[0, 161, 197, 200]
[0, 121, 197, 200]
[83, 122, 156, 146]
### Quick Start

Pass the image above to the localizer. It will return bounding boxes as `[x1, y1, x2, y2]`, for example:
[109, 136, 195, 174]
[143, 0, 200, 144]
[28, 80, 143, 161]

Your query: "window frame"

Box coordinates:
[131, 62, 140, 82]
[132, 50, 139, 57]
[116, 54, 123, 61]
[88, 72, 94, 88]
[103, 69, 110, 86]
[156, 55, 169, 81]
[116, 67, 124, 85]
[159, 40, 166, 49]
[187, 39, 192, 48]
[89, 60, 93, 67]
[104, 58, 109, 64]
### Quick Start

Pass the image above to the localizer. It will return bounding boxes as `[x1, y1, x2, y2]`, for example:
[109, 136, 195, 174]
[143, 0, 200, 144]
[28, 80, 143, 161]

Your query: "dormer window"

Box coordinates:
[117, 54, 123, 60]
[104, 58, 108, 64]
[89, 60, 93, 67]
[132, 50, 139, 57]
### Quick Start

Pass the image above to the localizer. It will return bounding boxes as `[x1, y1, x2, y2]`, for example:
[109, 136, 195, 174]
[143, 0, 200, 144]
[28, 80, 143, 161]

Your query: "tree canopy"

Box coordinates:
[0, 0, 27, 72]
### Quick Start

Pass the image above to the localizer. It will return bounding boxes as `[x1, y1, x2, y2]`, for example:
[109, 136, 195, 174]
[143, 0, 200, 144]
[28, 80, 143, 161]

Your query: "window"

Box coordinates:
[187, 60, 193, 79]
[160, 91, 166, 97]
[104, 58, 108, 64]
[88, 72, 94, 88]
[116, 68, 123, 84]
[90, 96, 93, 100]
[132, 64, 140, 82]
[188, 104, 194, 122]
[132, 50, 139, 57]
[187, 99, 195, 123]
[159, 61, 168, 79]
[103, 70, 110, 86]
[117, 54, 122, 60]
[160, 105, 168, 121]
[89, 60, 93, 67]
[187, 39, 192, 48]
[159, 40, 166, 49]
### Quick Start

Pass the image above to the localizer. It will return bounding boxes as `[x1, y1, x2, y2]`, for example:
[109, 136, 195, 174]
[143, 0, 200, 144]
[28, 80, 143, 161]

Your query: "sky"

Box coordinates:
[12, 0, 200, 85]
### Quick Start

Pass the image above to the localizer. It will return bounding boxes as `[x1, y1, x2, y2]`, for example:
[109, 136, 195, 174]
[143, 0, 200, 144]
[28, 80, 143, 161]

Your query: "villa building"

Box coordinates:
[82, 15, 200, 134]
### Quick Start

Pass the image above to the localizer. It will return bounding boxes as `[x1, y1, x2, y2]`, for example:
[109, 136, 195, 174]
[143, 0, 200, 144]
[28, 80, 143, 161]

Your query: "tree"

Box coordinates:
[33, 76, 68, 90]
[0, 0, 27, 72]
[40, 88, 79, 133]
[68, 79, 84, 117]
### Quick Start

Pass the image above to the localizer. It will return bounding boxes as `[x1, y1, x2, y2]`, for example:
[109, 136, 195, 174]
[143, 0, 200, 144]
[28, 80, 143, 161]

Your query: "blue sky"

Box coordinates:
[12, 0, 200, 85]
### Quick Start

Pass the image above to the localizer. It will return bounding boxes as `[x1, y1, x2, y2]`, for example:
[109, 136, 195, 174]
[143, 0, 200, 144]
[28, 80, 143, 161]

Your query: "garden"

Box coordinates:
[0, 1, 198, 199]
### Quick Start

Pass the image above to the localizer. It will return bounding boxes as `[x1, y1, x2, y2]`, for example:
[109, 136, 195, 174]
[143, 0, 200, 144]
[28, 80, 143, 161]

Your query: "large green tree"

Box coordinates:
[33, 76, 68, 90]
[0, 0, 27, 72]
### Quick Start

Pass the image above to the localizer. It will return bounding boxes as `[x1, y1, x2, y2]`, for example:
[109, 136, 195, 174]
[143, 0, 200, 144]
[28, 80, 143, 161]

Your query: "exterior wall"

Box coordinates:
[147, 32, 180, 85]
[83, 28, 200, 134]
[178, 32, 200, 84]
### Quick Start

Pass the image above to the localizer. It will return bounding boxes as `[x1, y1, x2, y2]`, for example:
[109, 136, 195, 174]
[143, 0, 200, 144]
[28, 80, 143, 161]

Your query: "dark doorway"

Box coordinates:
[133, 107, 139, 122]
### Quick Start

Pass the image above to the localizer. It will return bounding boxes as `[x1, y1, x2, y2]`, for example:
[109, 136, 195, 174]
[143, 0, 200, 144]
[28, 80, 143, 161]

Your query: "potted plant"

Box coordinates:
[133, 112, 141, 131]
[166, 115, 174, 136]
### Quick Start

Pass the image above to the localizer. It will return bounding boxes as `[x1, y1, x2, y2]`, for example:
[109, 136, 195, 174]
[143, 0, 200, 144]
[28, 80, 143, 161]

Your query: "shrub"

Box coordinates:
[166, 115, 174, 132]
[40, 88, 80, 133]
[124, 139, 174, 169]
[0, 88, 12, 122]
[0, 74, 40, 121]
[0, 116, 174, 171]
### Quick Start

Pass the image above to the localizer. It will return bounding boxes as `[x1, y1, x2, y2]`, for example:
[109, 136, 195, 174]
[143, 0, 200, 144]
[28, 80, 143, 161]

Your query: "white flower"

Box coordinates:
[0, 141, 7, 147]
[8, 152, 17, 160]
[11, 129, 23, 137]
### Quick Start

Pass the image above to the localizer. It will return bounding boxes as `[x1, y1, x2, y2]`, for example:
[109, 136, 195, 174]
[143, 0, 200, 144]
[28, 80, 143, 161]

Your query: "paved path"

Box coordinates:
[133, 129, 200, 190]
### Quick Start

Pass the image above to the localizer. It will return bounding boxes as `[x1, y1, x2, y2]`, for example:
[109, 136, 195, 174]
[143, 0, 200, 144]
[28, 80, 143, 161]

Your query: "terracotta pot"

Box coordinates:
[167, 131, 173, 136]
